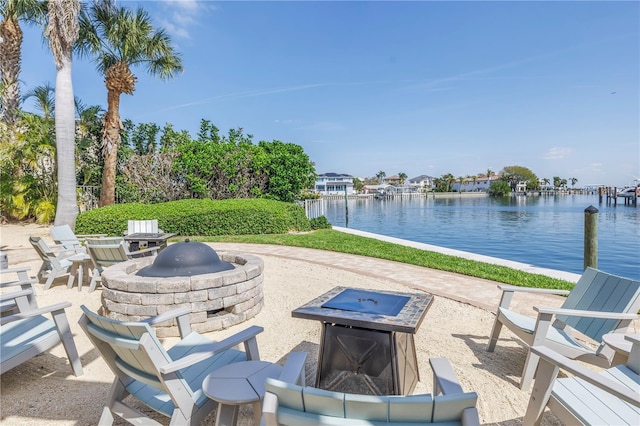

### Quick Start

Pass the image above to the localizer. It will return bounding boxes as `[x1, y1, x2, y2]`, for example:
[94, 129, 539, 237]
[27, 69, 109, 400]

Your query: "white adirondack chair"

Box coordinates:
[1, 286, 82, 376]
[84, 237, 159, 292]
[487, 267, 640, 389]
[78, 305, 263, 425]
[524, 336, 640, 425]
[127, 219, 162, 235]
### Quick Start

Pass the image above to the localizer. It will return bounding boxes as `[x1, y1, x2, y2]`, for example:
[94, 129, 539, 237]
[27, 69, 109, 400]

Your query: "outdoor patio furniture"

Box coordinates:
[127, 219, 162, 235]
[0, 267, 37, 314]
[29, 236, 78, 289]
[262, 357, 480, 425]
[50, 224, 106, 252]
[524, 336, 640, 425]
[487, 267, 640, 389]
[78, 305, 263, 426]
[84, 237, 159, 292]
[1, 286, 83, 376]
[203, 352, 307, 426]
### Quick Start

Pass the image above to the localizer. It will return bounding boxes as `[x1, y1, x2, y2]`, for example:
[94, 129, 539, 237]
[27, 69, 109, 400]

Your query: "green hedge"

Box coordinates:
[75, 198, 312, 236]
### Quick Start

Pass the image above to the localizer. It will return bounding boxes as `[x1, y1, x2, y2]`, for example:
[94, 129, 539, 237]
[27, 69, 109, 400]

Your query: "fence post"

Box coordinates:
[584, 205, 598, 270]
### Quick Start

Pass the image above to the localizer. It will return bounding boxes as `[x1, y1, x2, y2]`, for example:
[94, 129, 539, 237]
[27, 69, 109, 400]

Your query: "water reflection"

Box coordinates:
[326, 195, 640, 279]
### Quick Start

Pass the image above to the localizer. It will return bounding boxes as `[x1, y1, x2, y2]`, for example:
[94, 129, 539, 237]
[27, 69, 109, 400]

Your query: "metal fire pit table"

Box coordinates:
[292, 286, 433, 396]
[124, 232, 176, 253]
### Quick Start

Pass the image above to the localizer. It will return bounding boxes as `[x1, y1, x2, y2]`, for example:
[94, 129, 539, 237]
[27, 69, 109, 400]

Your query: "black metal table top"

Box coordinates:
[123, 232, 176, 242]
[292, 286, 433, 334]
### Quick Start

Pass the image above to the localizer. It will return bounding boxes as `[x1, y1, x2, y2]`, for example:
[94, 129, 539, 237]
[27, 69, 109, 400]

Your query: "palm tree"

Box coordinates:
[0, 0, 46, 126]
[570, 177, 578, 189]
[46, 0, 81, 226]
[376, 171, 386, 184]
[398, 172, 407, 185]
[23, 82, 55, 119]
[77, 2, 183, 206]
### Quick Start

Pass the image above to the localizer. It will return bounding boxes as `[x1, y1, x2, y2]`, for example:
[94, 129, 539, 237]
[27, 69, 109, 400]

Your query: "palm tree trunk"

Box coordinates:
[0, 18, 22, 126]
[98, 89, 122, 207]
[53, 54, 78, 226]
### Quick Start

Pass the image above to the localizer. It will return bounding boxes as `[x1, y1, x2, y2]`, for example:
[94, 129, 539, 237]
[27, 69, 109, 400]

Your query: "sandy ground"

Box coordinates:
[0, 223, 576, 425]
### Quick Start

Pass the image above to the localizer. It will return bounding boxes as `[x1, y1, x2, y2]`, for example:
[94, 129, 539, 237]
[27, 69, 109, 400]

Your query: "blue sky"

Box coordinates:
[20, 1, 640, 187]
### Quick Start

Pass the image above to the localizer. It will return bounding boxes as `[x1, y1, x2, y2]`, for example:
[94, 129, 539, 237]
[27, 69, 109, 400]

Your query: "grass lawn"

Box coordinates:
[188, 229, 574, 291]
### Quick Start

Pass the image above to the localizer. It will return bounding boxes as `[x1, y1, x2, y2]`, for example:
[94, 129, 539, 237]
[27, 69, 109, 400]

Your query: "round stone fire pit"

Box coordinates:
[100, 242, 264, 337]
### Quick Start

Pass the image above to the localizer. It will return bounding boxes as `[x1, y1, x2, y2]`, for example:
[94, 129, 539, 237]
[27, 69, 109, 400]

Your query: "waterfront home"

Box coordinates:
[314, 172, 355, 195]
[408, 175, 435, 191]
[452, 174, 501, 192]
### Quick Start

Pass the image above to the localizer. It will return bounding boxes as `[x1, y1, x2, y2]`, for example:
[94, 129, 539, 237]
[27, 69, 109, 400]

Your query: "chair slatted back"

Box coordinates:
[79, 305, 176, 390]
[559, 268, 640, 342]
[86, 237, 129, 267]
[128, 220, 159, 235]
[29, 236, 62, 269]
[50, 224, 81, 250]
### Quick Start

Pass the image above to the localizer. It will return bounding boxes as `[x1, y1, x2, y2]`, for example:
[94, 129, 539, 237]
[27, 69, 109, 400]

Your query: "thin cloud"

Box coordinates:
[149, 84, 326, 114]
[543, 147, 574, 160]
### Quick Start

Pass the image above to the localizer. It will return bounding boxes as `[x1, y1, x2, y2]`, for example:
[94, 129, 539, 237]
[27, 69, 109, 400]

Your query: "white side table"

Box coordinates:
[203, 360, 283, 426]
[66, 253, 92, 291]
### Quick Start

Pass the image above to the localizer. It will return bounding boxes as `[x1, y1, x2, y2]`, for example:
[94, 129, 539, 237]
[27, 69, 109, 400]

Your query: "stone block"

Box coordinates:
[157, 278, 190, 294]
[141, 293, 175, 306]
[209, 285, 236, 299]
[221, 269, 247, 285]
[127, 304, 158, 316]
[193, 299, 223, 313]
[174, 289, 207, 303]
[191, 273, 224, 290]
[128, 279, 158, 294]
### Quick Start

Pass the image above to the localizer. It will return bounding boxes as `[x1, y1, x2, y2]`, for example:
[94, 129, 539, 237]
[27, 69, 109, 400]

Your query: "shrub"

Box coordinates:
[75, 198, 311, 236]
[310, 216, 332, 230]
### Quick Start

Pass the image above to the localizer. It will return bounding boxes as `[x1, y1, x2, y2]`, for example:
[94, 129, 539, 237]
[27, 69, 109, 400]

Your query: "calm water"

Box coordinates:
[324, 194, 640, 280]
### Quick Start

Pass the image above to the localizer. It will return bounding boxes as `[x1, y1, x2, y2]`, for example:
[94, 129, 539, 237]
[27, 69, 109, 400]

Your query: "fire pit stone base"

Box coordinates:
[101, 251, 264, 337]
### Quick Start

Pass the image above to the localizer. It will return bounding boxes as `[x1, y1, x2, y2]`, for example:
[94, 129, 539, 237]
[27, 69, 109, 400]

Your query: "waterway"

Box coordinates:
[324, 194, 640, 280]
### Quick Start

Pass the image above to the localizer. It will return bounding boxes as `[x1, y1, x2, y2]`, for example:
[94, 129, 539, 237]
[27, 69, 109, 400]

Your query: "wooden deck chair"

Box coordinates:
[50, 224, 105, 252]
[29, 236, 77, 289]
[127, 219, 162, 235]
[1, 287, 83, 376]
[524, 336, 640, 425]
[487, 267, 640, 389]
[84, 237, 159, 292]
[78, 305, 263, 425]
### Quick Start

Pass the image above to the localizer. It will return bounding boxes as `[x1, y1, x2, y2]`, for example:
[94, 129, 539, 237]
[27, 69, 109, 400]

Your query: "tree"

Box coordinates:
[375, 170, 386, 184]
[570, 177, 578, 188]
[77, 2, 183, 206]
[542, 177, 550, 190]
[553, 176, 562, 189]
[488, 180, 511, 196]
[352, 177, 364, 193]
[398, 172, 407, 185]
[0, 0, 46, 126]
[500, 165, 538, 191]
[47, 0, 81, 227]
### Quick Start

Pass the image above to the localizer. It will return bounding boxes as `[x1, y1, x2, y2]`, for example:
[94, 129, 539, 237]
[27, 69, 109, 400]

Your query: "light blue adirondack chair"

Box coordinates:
[78, 305, 263, 425]
[1, 285, 83, 376]
[84, 237, 159, 292]
[487, 267, 640, 389]
[524, 335, 640, 425]
[262, 357, 480, 425]
[50, 224, 105, 252]
[29, 236, 77, 289]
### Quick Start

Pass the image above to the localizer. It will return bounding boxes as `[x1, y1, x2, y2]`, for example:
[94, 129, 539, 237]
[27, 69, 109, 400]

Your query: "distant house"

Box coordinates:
[451, 175, 501, 192]
[314, 172, 355, 195]
[408, 175, 435, 191]
[383, 175, 402, 185]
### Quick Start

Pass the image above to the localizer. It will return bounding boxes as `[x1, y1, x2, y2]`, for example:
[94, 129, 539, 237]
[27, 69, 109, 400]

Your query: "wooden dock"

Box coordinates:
[600, 186, 638, 207]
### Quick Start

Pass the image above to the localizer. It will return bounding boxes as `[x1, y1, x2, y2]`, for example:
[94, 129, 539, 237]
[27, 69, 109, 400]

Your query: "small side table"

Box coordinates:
[66, 253, 92, 291]
[202, 360, 283, 426]
[602, 333, 633, 366]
